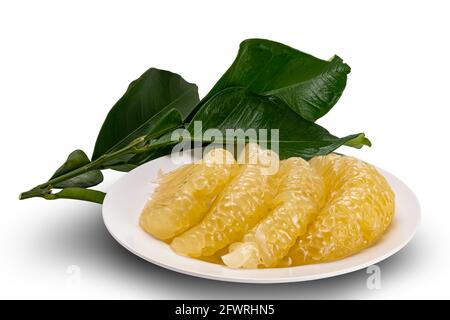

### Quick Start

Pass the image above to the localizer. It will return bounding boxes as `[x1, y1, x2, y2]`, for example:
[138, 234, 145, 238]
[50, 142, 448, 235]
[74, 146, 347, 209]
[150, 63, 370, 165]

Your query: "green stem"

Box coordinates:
[19, 187, 51, 200]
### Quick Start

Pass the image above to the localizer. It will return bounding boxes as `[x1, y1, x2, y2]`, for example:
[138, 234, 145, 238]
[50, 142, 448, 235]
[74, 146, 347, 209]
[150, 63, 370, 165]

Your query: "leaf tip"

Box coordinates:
[345, 133, 372, 149]
[330, 55, 351, 74]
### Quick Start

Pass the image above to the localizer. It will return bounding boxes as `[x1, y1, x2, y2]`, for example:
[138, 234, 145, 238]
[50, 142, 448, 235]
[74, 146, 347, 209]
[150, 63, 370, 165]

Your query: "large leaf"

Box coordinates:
[51, 150, 103, 188]
[187, 88, 370, 160]
[190, 39, 350, 122]
[92, 68, 199, 160]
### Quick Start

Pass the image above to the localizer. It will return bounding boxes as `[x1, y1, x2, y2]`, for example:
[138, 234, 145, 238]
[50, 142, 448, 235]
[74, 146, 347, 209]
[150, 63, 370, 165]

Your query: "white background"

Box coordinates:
[1, 0, 449, 299]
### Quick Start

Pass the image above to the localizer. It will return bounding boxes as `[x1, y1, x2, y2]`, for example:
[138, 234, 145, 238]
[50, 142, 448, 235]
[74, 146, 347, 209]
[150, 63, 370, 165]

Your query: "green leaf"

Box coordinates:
[100, 108, 184, 169]
[92, 68, 199, 160]
[192, 39, 350, 122]
[44, 187, 106, 204]
[344, 133, 372, 148]
[187, 89, 370, 160]
[51, 150, 103, 188]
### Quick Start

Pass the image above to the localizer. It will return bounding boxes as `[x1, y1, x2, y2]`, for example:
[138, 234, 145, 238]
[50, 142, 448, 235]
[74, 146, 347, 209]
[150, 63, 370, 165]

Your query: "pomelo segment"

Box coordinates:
[170, 144, 279, 257]
[222, 157, 325, 268]
[281, 155, 395, 266]
[139, 148, 236, 240]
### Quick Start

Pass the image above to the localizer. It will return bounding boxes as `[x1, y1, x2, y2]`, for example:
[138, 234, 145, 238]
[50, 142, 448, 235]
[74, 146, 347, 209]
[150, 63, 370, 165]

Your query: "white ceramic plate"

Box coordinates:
[103, 153, 420, 283]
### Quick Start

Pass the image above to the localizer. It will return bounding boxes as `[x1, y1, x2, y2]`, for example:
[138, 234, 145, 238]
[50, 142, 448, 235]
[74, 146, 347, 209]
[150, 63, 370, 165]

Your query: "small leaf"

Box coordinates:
[51, 150, 90, 178]
[344, 133, 372, 148]
[53, 171, 103, 189]
[92, 68, 199, 161]
[45, 188, 106, 204]
[51, 150, 103, 188]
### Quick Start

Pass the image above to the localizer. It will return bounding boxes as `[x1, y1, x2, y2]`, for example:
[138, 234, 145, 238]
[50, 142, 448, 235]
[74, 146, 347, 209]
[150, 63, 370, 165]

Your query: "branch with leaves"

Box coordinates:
[19, 39, 370, 204]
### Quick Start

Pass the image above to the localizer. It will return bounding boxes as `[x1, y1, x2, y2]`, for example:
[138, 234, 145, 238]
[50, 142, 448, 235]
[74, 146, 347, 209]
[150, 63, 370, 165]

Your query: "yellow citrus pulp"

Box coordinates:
[170, 143, 278, 257]
[139, 147, 395, 268]
[139, 148, 236, 240]
[222, 157, 325, 268]
[280, 154, 395, 266]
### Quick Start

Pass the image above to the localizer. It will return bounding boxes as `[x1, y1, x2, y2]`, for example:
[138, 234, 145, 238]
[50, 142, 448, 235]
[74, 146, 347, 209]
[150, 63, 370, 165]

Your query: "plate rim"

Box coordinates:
[102, 154, 421, 284]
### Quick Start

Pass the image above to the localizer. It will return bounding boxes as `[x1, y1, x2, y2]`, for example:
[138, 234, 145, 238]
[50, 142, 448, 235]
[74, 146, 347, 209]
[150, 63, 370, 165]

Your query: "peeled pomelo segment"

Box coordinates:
[139, 148, 236, 240]
[308, 153, 341, 193]
[170, 165, 272, 257]
[222, 157, 325, 268]
[171, 144, 276, 257]
[281, 155, 395, 266]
